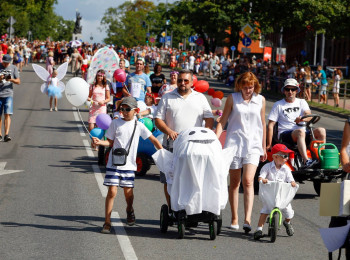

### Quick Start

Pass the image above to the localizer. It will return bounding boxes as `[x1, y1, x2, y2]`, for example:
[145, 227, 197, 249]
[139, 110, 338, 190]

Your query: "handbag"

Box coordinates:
[112, 120, 137, 166]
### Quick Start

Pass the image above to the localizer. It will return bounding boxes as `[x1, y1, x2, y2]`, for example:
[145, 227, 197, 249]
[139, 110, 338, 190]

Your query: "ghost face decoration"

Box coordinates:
[153, 127, 234, 216]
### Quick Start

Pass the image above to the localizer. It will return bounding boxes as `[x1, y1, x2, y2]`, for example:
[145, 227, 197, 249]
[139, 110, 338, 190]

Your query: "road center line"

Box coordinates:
[73, 107, 138, 260]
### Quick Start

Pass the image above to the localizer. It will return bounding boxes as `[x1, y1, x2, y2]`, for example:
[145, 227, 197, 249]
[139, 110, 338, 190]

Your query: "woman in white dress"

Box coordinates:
[215, 72, 267, 232]
[332, 69, 342, 107]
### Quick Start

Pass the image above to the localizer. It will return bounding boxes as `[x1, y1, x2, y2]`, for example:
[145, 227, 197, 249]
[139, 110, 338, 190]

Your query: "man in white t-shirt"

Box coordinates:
[155, 69, 214, 212]
[267, 78, 326, 168]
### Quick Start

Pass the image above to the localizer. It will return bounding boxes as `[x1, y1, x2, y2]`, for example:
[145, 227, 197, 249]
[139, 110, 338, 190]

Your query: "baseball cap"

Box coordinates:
[2, 54, 12, 63]
[271, 144, 293, 155]
[282, 78, 300, 93]
[120, 97, 138, 109]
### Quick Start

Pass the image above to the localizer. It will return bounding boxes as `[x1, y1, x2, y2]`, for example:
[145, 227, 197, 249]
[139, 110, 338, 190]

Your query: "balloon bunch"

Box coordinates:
[192, 75, 210, 93]
[90, 113, 113, 140]
[208, 89, 224, 108]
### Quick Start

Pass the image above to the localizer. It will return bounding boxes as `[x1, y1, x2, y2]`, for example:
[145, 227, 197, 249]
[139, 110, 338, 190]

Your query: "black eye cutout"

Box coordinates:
[201, 130, 207, 133]
[189, 131, 195, 135]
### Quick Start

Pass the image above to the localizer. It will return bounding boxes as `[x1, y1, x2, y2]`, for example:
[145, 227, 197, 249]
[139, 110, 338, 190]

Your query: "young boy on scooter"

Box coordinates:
[254, 144, 297, 240]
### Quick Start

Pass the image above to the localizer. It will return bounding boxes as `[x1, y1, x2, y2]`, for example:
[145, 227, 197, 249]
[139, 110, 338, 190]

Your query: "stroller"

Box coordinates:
[153, 127, 234, 240]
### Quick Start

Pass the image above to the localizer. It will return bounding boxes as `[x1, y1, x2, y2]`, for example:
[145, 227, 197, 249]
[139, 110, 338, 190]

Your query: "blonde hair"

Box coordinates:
[234, 72, 261, 94]
[48, 51, 54, 57]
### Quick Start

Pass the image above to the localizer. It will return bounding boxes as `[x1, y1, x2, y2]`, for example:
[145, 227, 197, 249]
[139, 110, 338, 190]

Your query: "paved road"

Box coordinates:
[0, 65, 346, 260]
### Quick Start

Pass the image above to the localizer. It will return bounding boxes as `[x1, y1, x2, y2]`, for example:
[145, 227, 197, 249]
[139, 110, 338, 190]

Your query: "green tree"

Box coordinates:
[101, 0, 156, 46]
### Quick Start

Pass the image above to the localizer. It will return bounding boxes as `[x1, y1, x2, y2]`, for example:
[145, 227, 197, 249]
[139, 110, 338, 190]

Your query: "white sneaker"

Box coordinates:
[50, 108, 53, 112]
[229, 224, 239, 230]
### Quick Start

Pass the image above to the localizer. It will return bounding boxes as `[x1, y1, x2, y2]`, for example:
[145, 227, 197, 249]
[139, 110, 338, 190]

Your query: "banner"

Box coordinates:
[276, 48, 286, 62]
[263, 47, 272, 62]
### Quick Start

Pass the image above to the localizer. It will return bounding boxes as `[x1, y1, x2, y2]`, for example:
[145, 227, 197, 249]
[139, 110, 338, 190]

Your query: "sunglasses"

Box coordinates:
[284, 88, 298, 92]
[275, 154, 289, 159]
[120, 107, 134, 112]
[177, 79, 190, 84]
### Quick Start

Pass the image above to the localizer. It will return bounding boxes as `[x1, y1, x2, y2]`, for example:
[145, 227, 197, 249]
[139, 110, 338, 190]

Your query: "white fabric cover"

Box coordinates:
[259, 181, 299, 210]
[153, 127, 234, 216]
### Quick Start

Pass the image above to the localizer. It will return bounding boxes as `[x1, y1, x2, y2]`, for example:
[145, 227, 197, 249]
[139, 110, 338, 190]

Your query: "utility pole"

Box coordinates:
[320, 33, 325, 68]
[313, 33, 318, 66]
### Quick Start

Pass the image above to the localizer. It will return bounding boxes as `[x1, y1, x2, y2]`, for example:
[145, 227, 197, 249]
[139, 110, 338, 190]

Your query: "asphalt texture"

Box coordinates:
[0, 64, 347, 260]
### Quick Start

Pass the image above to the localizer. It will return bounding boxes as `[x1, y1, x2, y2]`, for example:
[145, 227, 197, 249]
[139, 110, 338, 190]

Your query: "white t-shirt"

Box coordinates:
[268, 98, 310, 138]
[105, 118, 152, 171]
[155, 89, 214, 148]
[259, 161, 295, 183]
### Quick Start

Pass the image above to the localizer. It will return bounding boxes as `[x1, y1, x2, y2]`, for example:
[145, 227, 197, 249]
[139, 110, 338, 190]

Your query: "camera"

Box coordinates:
[0, 69, 11, 84]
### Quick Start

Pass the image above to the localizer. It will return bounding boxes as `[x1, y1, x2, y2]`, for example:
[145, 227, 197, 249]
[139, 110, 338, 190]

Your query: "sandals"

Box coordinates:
[101, 223, 112, 234]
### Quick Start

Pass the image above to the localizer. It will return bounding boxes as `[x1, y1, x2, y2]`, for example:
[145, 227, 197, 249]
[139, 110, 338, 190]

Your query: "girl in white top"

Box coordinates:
[216, 72, 267, 232]
[340, 118, 350, 173]
[332, 69, 342, 107]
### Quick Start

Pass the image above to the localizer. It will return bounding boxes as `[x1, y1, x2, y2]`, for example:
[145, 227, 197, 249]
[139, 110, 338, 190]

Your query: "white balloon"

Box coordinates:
[65, 77, 89, 107]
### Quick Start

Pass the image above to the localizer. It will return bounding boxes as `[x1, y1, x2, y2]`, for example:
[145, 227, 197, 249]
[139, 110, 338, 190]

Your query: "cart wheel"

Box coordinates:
[209, 221, 217, 240]
[104, 147, 111, 166]
[160, 204, 169, 233]
[270, 212, 279, 243]
[136, 153, 151, 176]
[97, 145, 105, 166]
[178, 221, 185, 239]
[217, 211, 222, 235]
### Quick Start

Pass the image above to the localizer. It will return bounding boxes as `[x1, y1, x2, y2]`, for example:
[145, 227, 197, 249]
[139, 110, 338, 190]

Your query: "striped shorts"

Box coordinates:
[104, 168, 135, 188]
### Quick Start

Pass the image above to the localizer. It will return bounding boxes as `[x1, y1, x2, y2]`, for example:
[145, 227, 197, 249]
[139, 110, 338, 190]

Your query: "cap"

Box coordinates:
[120, 97, 138, 109]
[271, 144, 293, 155]
[2, 54, 12, 63]
[282, 78, 300, 93]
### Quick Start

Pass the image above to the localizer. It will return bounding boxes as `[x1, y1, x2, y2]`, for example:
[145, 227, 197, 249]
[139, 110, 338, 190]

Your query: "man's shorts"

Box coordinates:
[104, 168, 135, 188]
[320, 84, 327, 95]
[230, 153, 260, 170]
[280, 130, 311, 147]
[160, 146, 173, 184]
[0, 96, 13, 115]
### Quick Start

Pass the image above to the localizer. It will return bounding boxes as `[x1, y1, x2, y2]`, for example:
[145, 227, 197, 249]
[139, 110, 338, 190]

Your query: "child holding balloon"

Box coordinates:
[87, 69, 111, 150]
[92, 97, 163, 233]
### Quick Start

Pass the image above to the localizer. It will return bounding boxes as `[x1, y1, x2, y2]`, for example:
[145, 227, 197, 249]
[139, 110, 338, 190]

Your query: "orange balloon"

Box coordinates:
[194, 80, 209, 93]
[207, 88, 215, 96]
[213, 90, 224, 99]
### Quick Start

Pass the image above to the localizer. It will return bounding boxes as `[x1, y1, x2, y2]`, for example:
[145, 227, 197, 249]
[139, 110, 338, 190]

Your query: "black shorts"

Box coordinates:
[280, 130, 311, 147]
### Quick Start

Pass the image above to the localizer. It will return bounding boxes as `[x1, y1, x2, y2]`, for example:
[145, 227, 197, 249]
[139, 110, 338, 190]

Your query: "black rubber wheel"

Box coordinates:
[270, 212, 279, 243]
[104, 147, 111, 166]
[160, 204, 169, 233]
[97, 145, 105, 166]
[209, 221, 217, 240]
[217, 211, 223, 235]
[178, 221, 185, 239]
[135, 153, 151, 176]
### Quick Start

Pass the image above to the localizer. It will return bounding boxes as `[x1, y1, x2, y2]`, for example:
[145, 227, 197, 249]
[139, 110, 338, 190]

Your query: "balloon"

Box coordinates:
[194, 80, 209, 93]
[139, 118, 154, 132]
[96, 113, 112, 130]
[113, 69, 126, 83]
[213, 90, 224, 100]
[90, 127, 105, 139]
[192, 75, 198, 86]
[65, 77, 89, 107]
[211, 98, 222, 108]
[207, 88, 215, 96]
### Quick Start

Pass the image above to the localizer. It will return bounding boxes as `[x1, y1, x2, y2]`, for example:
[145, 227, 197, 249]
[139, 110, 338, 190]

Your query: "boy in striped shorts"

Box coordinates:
[93, 97, 162, 234]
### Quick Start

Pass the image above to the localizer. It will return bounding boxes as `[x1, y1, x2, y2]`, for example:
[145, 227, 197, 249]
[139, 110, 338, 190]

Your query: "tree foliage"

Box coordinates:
[0, 0, 74, 41]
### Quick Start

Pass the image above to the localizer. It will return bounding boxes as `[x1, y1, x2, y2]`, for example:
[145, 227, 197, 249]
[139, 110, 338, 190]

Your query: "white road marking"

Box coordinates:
[73, 107, 138, 260]
[0, 162, 23, 176]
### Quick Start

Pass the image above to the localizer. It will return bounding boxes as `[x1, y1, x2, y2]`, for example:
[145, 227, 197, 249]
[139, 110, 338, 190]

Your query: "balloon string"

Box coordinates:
[77, 108, 93, 138]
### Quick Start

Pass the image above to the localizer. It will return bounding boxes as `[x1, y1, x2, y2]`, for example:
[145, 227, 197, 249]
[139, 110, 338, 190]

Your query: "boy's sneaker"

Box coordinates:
[253, 230, 263, 240]
[4, 135, 11, 142]
[283, 221, 294, 236]
[101, 223, 112, 234]
[126, 209, 135, 226]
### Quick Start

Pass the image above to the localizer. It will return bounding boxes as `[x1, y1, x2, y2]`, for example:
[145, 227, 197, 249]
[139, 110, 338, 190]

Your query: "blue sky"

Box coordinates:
[54, 0, 176, 43]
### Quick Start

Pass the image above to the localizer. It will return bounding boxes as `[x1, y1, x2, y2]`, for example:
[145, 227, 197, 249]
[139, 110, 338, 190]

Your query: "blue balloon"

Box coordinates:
[90, 127, 105, 139]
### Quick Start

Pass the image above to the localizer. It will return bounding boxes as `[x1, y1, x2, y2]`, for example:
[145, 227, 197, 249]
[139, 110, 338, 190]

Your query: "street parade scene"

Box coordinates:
[0, 0, 350, 259]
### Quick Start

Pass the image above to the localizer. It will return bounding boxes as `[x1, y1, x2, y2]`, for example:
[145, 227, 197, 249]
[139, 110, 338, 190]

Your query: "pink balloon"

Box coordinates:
[193, 75, 198, 86]
[114, 69, 126, 83]
[211, 98, 222, 108]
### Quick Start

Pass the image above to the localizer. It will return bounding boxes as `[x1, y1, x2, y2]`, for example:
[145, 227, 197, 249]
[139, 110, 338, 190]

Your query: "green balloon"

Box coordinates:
[142, 118, 154, 131]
